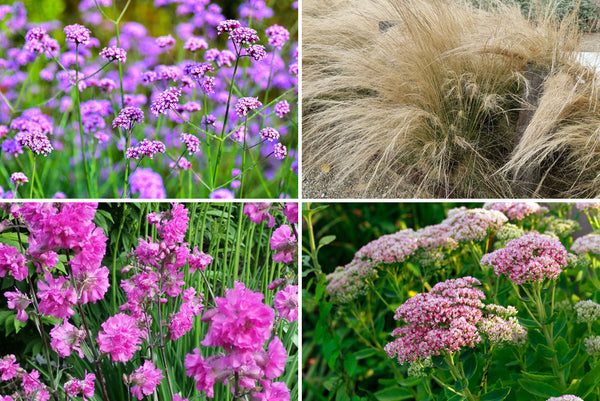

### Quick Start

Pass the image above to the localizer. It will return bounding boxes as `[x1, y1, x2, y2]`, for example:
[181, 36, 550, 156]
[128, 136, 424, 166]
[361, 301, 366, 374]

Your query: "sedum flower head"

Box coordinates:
[384, 277, 525, 365]
[574, 300, 600, 323]
[443, 207, 507, 242]
[584, 336, 600, 357]
[571, 234, 600, 255]
[483, 202, 547, 221]
[480, 232, 567, 285]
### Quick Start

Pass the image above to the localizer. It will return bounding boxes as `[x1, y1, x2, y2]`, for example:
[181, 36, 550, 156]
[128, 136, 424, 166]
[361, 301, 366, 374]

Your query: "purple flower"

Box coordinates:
[184, 62, 214, 81]
[274, 100, 290, 118]
[10, 172, 28, 185]
[217, 20, 242, 35]
[230, 27, 260, 45]
[126, 139, 166, 160]
[151, 87, 182, 116]
[209, 188, 234, 199]
[184, 36, 208, 51]
[181, 133, 201, 154]
[274, 285, 298, 322]
[64, 24, 91, 45]
[129, 168, 166, 199]
[99, 46, 127, 63]
[155, 34, 176, 48]
[260, 127, 279, 142]
[129, 361, 164, 400]
[235, 97, 262, 117]
[273, 143, 287, 160]
[112, 106, 144, 130]
[265, 25, 289, 50]
[201, 76, 215, 94]
[5, 288, 31, 321]
[247, 44, 267, 61]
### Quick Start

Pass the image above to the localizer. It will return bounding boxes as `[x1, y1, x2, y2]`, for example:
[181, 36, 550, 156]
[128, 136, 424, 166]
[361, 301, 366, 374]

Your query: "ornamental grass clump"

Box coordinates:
[0, 0, 298, 198]
[0, 201, 298, 401]
[302, 0, 600, 198]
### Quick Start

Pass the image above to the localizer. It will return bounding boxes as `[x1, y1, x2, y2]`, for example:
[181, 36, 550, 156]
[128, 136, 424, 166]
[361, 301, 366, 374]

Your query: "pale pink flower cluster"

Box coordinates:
[571, 233, 600, 255]
[576, 203, 600, 212]
[547, 396, 584, 401]
[584, 335, 600, 357]
[414, 224, 458, 251]
[442, 207, 507, 242]
[354, 229, 418, 265]
[574, 300, 600, 323]
[185, 282, 289, 399]
[326, 259, 376, 303]
[384, 277, 525, 364]
[483, 202, 547, 221]
[480, 232, 567, 284]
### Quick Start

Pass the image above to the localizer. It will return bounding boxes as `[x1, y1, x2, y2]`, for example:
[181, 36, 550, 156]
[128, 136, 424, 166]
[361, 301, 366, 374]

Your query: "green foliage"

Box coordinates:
[303, 203, 600, 401]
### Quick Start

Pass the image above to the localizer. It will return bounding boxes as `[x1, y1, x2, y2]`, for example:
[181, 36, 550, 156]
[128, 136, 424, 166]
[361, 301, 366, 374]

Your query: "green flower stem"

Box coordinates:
[445, 353, 476, 401]
[213, 45, 242, 188]
[520, 282, 567, 390]
[430, 373, 463, 397]
[156, 296, 174, 400]
[74, 45, 94, 197]
[304, 203, 321, 273]
[239, 117, 249, 197]
[28, 153, 36, 198]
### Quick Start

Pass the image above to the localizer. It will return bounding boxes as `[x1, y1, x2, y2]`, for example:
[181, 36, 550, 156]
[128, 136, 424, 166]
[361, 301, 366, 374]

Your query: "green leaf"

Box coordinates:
[355, 349, 378, 360]
[528, 329, 546, 348]
[535, 344, 556, 359]
[318, 235, 336, 248]
[463, 353, 477, 380]
[575, 362, 600, 397]
[373, 387, 413, 401]
[559, 342, 579, 368]
[432, 355, 449, 370]
[0, 232, 28, 248]
[521, 372, 558, 383]
[517, 379, 562, 397]
[553, 315, 567, 337]
[343, 354, 358, 376]
[480, 388, 511, 401]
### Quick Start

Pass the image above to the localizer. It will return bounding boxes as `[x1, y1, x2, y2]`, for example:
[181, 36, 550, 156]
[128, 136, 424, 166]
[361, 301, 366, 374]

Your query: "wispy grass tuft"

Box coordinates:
[303, 0, 600, 197]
